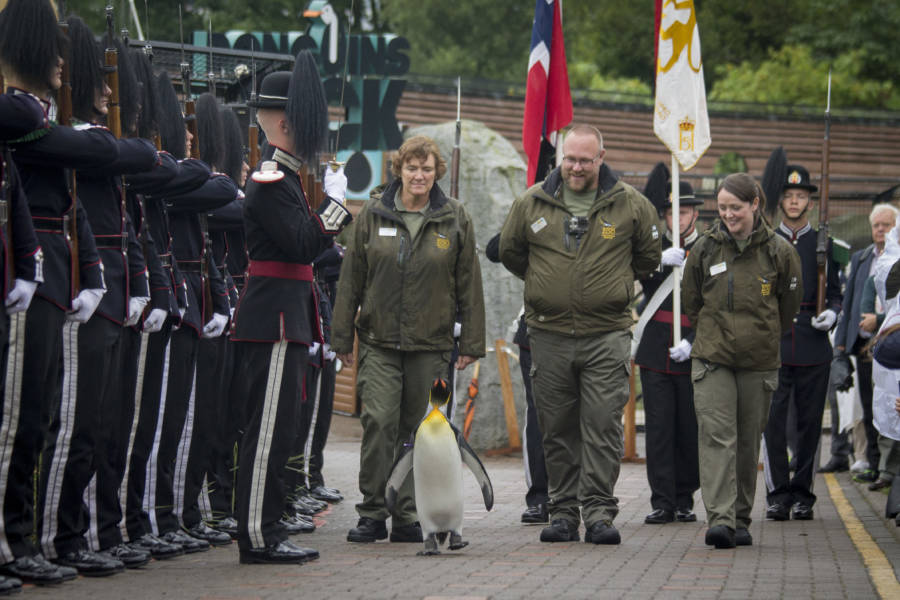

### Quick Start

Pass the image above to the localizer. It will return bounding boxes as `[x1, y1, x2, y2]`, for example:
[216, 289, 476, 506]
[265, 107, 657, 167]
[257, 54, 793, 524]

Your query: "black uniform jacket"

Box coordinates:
[0, 151, 42, 296]
[635, 230, 698, 375]
[776, 223, 842, 366]
[140, 156, 210, 317]
[167, 173, 239, 332]
[0, 91, 47, 140]
[10, 96, 119, 308]
[208, 194, 244, 310]
[77, 136, 158, 323]
[232, 145, 340, 343]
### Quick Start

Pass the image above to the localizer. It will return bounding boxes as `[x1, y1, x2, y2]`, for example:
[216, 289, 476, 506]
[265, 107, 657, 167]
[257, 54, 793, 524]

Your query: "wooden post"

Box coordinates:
[492, 339, 521, 452]
[622, 359, 644, 463]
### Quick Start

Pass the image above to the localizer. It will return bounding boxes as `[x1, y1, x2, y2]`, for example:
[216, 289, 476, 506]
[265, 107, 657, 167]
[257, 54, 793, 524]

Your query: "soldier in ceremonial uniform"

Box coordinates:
[635, 177, 701, 524]
[763, 165, 842, 521]
[0, 0, 119, 585]
[229, 52, 351, 564]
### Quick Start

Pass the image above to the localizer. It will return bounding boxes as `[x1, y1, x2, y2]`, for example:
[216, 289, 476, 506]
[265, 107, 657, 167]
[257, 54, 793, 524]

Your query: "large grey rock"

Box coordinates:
[406, 120, 528, 451]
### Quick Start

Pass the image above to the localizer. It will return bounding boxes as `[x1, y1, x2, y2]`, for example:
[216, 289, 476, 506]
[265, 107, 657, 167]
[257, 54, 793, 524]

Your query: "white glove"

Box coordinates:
[323, 344, 336, 361]
[67, 288, 105, 323]
[308, 341, 321, 357]
[661, 247, 686, 268]
[202, 312, 228, 338]
[668, 338, 692, 362]
[5, 279, 37, 314]
[323, 164, 347, 202]
[453, 321, 462, 338]
[143, 308, 168, 333]
[812, 309, 837, 331]
[125, 296, 150, 326]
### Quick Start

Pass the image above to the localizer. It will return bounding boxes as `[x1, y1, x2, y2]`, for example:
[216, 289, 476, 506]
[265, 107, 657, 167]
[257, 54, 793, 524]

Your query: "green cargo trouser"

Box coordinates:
[529, 328, 631, 527]
[355, 341, 450, 526]
[692, 360, 778, 530]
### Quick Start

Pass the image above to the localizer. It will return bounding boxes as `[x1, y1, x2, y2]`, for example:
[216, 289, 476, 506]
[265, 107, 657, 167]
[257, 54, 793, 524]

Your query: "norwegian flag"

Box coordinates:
[522, 0, 573, 186]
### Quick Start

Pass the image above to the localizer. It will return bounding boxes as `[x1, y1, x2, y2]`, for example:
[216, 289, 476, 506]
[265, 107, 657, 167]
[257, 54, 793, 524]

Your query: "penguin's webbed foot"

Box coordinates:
[448, 532, 468, 550]
[419, 534, 440, 556]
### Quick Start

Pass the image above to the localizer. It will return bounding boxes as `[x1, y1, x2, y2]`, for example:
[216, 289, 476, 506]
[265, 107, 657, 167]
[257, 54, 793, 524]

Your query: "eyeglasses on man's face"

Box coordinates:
[562, 155, 601, 168]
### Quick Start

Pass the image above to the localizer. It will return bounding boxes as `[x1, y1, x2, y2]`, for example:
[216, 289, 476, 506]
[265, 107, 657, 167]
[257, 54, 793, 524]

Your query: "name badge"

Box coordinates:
[531, 217, 548, 233]
[379, 227, 397, 237]
[709, 261, 727, 276]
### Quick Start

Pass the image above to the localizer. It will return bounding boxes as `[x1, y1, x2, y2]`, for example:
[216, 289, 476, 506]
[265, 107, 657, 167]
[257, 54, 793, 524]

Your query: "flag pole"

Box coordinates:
[671, 154, 681, 344]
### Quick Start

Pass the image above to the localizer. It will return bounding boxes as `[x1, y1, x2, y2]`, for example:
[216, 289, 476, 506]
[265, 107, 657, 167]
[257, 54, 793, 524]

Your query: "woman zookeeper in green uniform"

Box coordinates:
[681, 173, 803, 549]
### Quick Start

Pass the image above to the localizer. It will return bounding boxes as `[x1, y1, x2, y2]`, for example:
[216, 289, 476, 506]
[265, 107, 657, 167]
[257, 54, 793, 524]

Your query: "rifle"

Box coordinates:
[816, 71, 832, 314]
[247, 38, 260, 169]
[179, 5, 199, 160]
[58, 1, 80, 296]
[450, 77, 461, 199]
[105, 6, 122, 139]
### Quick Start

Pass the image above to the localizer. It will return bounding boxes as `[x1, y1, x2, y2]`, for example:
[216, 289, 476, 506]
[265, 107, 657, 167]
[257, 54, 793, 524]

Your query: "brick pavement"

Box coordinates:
[21, 416, 900, 600]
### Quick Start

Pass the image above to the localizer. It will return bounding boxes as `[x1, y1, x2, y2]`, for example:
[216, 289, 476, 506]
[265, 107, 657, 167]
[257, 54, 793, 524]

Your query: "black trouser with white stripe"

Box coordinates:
[40, 314, 121, 558]
[181, 334, 230, 528]
[151, 326, 199, 535]
[764, 361, 829, 507]
[232, 339, 307, 552]
[124, 320, 173, 540]
[207, 340, 241, 520]
[520, 347, 549, 508]
[91, 326, 144, 551]
[0, 308, 33, 563]
[306, 358, 336, 490]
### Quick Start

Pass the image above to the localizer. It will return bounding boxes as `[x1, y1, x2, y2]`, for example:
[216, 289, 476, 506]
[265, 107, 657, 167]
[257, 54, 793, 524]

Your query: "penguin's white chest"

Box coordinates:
[413, 419, 464, 535]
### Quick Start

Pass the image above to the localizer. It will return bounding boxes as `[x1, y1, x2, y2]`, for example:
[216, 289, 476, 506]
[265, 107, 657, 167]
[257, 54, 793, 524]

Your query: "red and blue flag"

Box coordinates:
[522, 0, 573, 186]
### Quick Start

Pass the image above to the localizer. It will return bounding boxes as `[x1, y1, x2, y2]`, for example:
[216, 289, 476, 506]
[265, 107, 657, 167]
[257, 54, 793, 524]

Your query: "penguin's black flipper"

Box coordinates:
[385, 435, 415, 512]
[449, 422, 494, 511]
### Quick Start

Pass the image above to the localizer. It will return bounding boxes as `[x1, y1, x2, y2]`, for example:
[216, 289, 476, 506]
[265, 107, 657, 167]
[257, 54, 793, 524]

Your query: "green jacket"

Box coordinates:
[681, 219, 803, 370]
[499, 165, 661, 336]
[331, 179, 486, 357]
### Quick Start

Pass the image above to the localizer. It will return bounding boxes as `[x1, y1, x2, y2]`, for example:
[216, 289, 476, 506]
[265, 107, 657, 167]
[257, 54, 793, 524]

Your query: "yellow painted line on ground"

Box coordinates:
[825, 472, 900, 598]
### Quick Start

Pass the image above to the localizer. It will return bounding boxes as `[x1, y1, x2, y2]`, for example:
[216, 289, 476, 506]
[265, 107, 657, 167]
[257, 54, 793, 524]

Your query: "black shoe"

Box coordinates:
[128, 533, 184, 560]
[644, 509, 674, 524]
[818, 457, 850, 473]
[295, 492, 328, 514]
[160, 529, 210, 553]
[347, 517, 387, 543]
[291, 497, 319, 516]
[792, 504, 814, 520]
[735, 528, 752, 546]
[853, 469, 879, 483]
[704, 525, 736, 549]
[239, 540, 314, 565]
[675, 508, 697, 522]
[0, 575, 21, 596]
[521, 504, 549, 524]
[585, 521, 621, 545]
[0, 555, 64, 585]
[540, 519, 580, 542]
[309, 485, 343, 503]
[766, 502, 791, 521]
[868, 477, 892, 491]
[53, 550, 124, 577]
[280, 514, 316, 534]
[187, 522, 232, 547]
[390, 522, 423, 543]
[215, 517, 239, 539]
[99, 544, 150, 569]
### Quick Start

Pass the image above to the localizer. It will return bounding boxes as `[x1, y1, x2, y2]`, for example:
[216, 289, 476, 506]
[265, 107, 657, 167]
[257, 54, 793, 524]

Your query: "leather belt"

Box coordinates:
[32, 214, 69, 234]
[176, 259, 203, 273]
[248, 260, 313, 281]
[94, 233, 128, 252]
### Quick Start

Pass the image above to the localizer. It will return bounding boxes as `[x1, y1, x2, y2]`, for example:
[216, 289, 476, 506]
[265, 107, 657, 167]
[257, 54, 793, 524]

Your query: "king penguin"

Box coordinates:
[385, 378, 493, 555]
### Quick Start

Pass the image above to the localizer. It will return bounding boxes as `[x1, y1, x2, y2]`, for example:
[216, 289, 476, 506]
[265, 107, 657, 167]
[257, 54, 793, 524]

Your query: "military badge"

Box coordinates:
[435, 233, 450, 250]
[759, 276, 771, 296]
[601, 217, 615, 240]
[788, 171, 802, 185]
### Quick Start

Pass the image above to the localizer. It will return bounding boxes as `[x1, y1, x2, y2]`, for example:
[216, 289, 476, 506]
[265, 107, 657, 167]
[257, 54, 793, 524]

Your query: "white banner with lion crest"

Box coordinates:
[653, 0, 711, 170]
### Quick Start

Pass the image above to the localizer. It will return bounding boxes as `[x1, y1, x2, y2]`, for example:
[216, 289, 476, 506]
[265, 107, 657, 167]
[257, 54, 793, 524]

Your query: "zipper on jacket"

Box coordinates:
[727, 271, 734, 311]
[397, 234, 407, 267]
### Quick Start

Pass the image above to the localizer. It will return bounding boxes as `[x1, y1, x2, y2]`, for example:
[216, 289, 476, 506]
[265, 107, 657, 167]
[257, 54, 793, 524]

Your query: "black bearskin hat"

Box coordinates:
[66, 15, 104, 122]
[221, 107, 244, 184]
[156, 71, 186, 158]
[131, 49, 159, 141]
[196, 92, 223, 169]
[285, 50, 327, 164]
[0, 0, 65, 93]
[643, 162, 671, 215]
[761, 146, 788, 220]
